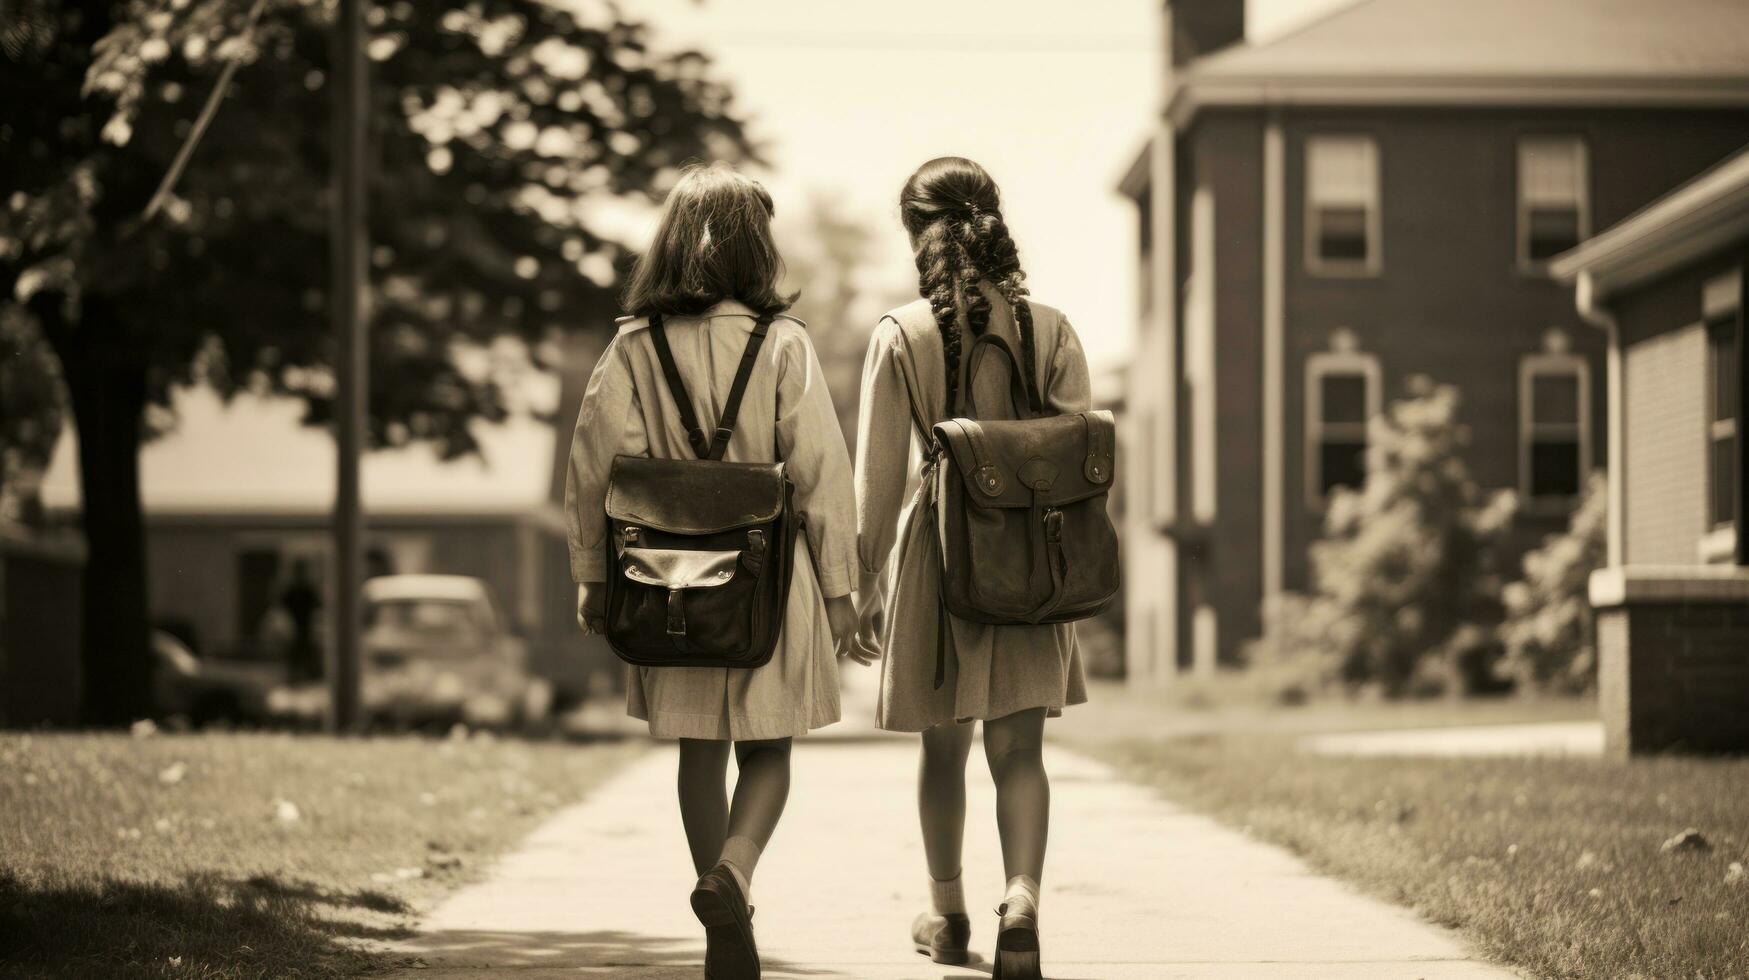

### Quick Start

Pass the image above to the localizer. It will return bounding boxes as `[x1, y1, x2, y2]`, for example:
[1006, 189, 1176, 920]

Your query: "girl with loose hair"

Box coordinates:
[565, 161, 863, 980]
[852, 157, 1091, 979]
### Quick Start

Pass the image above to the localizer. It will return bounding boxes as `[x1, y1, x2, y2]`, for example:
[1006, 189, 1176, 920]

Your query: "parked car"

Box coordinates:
[151, 630, 277, 726]
[267, 574, 552, 730]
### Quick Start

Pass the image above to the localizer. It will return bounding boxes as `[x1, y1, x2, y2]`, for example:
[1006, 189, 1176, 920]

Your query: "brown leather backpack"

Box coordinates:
[927, 317, 1119, 646]
[602, 313, 796, 669]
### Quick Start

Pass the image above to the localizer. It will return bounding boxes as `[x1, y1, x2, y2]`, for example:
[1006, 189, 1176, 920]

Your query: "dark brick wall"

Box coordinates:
[1178, 112, 1267, 665]
[1278, 107, 1749, 592]
[1597, 601, 1749, 756]
[1166, 104, 1749, 664]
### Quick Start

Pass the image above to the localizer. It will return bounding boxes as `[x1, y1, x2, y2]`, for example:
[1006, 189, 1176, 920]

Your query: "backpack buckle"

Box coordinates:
[666, 589, 687, 638]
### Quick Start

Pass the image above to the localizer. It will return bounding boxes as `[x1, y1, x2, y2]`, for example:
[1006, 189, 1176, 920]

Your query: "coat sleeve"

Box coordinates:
[564, 335, 647, 584]
[774, 325, 858, 599]
[1044, 314, 1093, 415]
[854, 317, 915, 577]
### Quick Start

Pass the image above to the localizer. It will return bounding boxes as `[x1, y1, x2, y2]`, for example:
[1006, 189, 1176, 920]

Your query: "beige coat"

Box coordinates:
[564, 301, 856, 741]
[855, 287, 1090, 732]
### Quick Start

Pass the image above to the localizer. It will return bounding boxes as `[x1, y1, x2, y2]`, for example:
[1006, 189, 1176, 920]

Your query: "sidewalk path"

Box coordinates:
[386, 740, 1519, 979]
[1303, 721, 1604, 758]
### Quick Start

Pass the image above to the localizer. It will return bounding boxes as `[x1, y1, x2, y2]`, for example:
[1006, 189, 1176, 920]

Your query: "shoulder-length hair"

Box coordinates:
[621, 162, 795, 318]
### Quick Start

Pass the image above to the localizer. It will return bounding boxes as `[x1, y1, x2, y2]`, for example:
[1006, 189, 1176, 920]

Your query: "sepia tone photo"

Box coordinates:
[2, 0, 1747, 977]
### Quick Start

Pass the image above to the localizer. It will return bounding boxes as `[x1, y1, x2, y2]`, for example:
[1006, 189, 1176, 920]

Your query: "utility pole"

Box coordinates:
[328, 0, 367, 732]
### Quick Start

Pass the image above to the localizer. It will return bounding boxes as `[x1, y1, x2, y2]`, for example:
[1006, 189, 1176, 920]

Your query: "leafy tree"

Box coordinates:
[1306, 381, 1517, 697]
[0, 305, 63, 524]
[1497, 470, 1607, 694]
[0, 0, 754, 723]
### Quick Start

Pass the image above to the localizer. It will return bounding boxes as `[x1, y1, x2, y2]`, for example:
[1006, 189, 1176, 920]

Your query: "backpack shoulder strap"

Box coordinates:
[647, 312, 775, 461]
[880, 314, 936, 443]
[709, 314, 773, 461]
[648, 313, 711, 459]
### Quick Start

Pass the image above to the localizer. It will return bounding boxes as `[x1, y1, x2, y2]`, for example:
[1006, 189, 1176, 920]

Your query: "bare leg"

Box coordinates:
[983, 708, 1049, 882]
[918, 720, 976, 881]
[677, 738, 731, 876]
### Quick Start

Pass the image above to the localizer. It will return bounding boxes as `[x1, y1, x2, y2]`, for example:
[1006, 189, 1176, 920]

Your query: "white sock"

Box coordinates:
[1003, 874, 1040, 916]
[718, 835, 761, 901]
[930, 871, 966, 916]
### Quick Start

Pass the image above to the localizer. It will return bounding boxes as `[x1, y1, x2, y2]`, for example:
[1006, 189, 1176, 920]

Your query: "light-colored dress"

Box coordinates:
[855, 285, 1090, 733]
[564, 300, 857, 741]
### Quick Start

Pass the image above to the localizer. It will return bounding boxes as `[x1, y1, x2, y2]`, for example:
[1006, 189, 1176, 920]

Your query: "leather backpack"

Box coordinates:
[601, 313, 796, 669]
[921, 308, 1120, 678]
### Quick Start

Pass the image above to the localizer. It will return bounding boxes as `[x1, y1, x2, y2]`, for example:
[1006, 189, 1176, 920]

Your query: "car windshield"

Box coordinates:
[364, 598, 487, 651]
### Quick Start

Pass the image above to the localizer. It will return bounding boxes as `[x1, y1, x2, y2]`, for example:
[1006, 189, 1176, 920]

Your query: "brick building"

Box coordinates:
[1119, 0, 1749, 682]
[1552, 148, 1749, 755]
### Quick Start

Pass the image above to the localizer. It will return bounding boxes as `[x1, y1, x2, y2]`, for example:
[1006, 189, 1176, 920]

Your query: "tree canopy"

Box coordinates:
[6, 0, 756, 454]
[0, 0, 757, 722]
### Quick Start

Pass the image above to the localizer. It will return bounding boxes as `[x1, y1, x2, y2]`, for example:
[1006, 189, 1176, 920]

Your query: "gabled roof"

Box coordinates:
[40, 386, 560, 517]
[1176, 0, 1749, 121]
[1551, 143, 1749, 300]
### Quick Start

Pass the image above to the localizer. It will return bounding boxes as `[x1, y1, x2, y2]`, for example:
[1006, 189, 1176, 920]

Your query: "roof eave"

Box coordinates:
[1116, 140, 1153, 199]
[1170, 73, 1749, 129]
[1551, 149, 1749, 298]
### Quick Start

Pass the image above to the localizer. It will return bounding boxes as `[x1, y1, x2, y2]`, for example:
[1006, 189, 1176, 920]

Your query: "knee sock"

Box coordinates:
[718, 834, 762, 899]
[930, 870, 966, 916]
[1003, 874, 1040, 917]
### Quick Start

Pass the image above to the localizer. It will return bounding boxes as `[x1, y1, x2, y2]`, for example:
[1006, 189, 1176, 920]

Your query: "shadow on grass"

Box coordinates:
[0, 871, 408, 979]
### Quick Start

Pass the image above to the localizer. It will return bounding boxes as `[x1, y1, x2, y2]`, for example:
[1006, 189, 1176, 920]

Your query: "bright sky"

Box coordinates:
[629, 0, 1356, 375]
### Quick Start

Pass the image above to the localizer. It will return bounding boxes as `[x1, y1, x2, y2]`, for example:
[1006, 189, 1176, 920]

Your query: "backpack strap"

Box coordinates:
[711, 314, 773, 461]
[647, 312, 774, 461]
[648, 313, 710, 459]
[965, 333, 1043, 419]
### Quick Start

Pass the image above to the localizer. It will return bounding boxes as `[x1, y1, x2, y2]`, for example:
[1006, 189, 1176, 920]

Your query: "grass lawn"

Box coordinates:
[0, 730, 644, 980]
[1060, 689, 1749, 980]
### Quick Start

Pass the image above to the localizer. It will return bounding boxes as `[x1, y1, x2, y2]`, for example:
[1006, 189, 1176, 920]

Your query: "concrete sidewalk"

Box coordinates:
[385, 740, 1518, 979]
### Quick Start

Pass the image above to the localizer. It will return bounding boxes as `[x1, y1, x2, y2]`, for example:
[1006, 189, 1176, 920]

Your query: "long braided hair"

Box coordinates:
[899, 157, 1035, 412]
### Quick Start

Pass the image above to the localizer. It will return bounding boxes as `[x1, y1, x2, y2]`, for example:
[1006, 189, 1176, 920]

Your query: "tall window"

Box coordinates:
[1305, 135, 1380, 275]
[1518, 136, 1589, 269]
[1307, 352, 1379, 503]
[1709, 311, 1739, 531]
[1520, 355, 1589, 507]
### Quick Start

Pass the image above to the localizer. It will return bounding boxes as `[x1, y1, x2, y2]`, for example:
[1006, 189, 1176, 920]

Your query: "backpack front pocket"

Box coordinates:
[611, 545, 759, 663]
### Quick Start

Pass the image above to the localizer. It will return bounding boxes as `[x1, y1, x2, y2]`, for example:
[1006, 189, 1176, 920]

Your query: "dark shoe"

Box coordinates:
[991, 902, 1041, 980]
[692, 864, 758, 980]
[911, 910, 971, 965]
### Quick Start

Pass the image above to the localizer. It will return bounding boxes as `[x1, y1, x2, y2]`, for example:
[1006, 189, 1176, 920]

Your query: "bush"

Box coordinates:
[1496, 471, 1607, 694]
[1285, 382, 1516, 697]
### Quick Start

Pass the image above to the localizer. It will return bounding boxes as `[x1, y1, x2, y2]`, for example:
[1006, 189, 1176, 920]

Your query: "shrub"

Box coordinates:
[1496, 471, 1607, 694]
[1302, 382, 1517, 697]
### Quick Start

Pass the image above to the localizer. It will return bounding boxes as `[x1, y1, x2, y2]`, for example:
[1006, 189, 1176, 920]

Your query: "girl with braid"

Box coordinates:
[851, 157, 1091, 979]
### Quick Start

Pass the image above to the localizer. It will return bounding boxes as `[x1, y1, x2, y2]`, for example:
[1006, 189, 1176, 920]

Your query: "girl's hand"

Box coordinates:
[575, 583, 606, 635]
[848, 570, 885, 664]
[826, 595, 869, 663]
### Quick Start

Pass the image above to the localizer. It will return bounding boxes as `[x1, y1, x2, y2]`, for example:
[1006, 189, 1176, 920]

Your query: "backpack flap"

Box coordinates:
[931, 411, 1116, 510]
[930, 410, 1119, 625]
[606, 455, 786, 535]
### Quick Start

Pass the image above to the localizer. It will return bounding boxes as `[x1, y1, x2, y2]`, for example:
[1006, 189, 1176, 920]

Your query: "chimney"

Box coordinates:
[1168, 0, 1245, 66]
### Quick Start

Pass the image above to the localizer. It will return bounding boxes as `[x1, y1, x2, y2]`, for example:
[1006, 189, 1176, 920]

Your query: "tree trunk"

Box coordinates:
[48, 301, 153, 726]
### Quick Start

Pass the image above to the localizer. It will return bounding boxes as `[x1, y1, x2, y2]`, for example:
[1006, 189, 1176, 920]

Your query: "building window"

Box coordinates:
[1709, 311, 1739, 531]
[1518, 136, 1589, 270]
[1305, 135, 1380, 275]
[1519, 355, 1590, 508]
[1307, 351, 1380, 504]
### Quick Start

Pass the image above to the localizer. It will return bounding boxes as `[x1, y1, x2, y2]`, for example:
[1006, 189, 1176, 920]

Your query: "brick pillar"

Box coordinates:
[1590, 566, 1749, 757]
